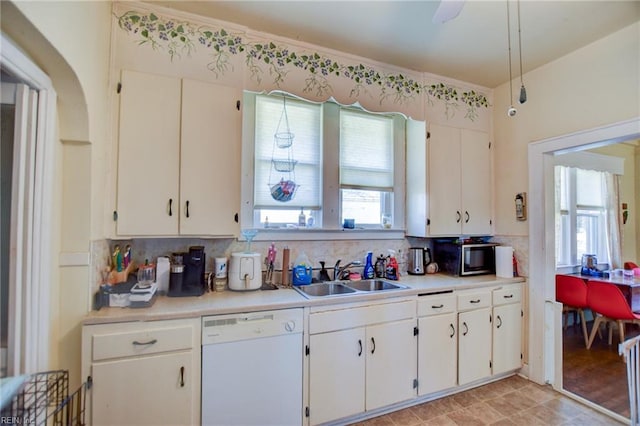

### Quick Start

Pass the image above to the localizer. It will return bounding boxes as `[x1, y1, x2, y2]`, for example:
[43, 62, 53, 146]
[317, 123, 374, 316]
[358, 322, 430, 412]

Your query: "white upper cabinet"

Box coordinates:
[180, 79, 241, 236]
[115, 70, 241, 237]
[406, 122, 493, 237]
[116, 70, 181, 236]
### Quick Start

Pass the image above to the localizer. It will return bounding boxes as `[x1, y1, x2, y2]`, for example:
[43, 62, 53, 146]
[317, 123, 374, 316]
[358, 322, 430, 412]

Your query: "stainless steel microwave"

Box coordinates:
[434, 241, 498, 276]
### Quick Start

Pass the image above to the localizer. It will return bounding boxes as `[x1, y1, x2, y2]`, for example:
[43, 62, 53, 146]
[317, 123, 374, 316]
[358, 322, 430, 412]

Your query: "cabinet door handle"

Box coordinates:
[186, 200, 190, 218]
[358, 339, 363, 357]
[168, 199, 173, 216]
[462, 322, 469, 336]
[432, 304, 444, 309]
[370, 337, 376, 354]
[449, 323, 455, 338]
[456, 211, 461, 223]
[496, 315, 503, 329]
[470, 299, 481, 304]
[132, 339, 157, 346]
[465, 211, 470, 223]
[180, 366, 185, 387]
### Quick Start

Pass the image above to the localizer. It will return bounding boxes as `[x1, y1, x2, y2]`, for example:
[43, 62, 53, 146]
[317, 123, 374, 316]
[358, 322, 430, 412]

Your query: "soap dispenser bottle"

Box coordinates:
[363, 252, 375, 279]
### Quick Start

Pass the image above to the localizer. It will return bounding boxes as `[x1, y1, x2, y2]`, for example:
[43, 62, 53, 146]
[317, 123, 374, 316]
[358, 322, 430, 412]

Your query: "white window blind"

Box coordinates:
[254, 94, 322, 209]
[339, 109, 393, 190]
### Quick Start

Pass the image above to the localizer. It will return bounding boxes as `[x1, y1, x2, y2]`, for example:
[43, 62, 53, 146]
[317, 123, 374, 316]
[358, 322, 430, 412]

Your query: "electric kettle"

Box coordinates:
[408, 247, 426, 275]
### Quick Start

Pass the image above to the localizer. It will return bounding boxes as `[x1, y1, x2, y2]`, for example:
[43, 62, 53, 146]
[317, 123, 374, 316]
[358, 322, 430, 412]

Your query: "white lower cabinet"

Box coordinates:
[366, 319, 418, 410]
[81, 318, 200, 426]
[309, 327, 366, 424]
[417, 293, 457, 395]
[492, 284, 524, 375]
[458, 306, 492, 385]
[457, 288, 493, 385]
[307, 299, 417, 425]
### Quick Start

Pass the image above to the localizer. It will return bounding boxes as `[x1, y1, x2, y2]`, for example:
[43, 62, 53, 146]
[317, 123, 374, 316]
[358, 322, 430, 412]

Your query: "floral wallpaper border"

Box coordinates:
[117, 10, 490, 121]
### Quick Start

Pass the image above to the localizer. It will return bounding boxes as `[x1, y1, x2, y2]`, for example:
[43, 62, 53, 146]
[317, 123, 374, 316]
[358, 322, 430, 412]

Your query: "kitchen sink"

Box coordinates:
[344, 279, 407, 292]
[293, 279, 408, 299]
[295, 282, 357, 297]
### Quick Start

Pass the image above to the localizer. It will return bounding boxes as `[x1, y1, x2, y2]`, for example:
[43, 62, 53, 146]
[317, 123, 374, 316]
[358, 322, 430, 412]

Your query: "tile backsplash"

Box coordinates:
[90, 234, 529, 295]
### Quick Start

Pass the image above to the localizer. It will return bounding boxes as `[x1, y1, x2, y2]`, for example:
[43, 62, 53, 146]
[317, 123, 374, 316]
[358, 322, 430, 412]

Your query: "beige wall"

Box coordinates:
[493, 22, 640, 237]
[5, 0, 112, 385]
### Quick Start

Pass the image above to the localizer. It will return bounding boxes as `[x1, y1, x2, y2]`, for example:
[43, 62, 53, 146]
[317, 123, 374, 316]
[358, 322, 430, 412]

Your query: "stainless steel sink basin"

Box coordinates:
[294, 282, 357, 297]
[345, 279, 407, 292]
[293, 279, 407, 298]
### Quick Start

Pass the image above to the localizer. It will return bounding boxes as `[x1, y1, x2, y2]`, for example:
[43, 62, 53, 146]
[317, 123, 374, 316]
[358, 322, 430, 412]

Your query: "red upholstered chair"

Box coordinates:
[586, 280, 640, 349]
[624, 261, 639, 270]
[555, 275, 589, 347]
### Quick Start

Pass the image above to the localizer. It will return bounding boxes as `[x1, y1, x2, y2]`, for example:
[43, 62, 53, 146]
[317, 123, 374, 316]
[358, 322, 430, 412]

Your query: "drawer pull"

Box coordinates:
[132, 339, 158, 346]
[462, 322, 469, 336]
[503, 294, 514, 299]
[470, 299, 481, 304]
[180, 366, 185, 387]
[449, 323, 455, 338]
[431, 304, 444, 309]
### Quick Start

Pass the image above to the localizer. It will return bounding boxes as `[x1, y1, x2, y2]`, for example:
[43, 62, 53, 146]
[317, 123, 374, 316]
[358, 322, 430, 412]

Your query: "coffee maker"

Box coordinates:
[168, 246, 206, 297]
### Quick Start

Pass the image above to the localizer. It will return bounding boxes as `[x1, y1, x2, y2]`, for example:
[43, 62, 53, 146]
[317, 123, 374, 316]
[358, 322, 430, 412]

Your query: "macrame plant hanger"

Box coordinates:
[268, 95, 298, 202]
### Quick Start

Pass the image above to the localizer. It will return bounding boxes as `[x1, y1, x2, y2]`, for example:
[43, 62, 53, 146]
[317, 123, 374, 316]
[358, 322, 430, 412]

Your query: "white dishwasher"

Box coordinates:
[201, 309, 303, 426]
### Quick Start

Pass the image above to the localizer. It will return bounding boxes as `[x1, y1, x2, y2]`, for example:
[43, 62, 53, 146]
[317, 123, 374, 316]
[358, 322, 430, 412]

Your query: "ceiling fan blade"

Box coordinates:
[432, 0, 466, 24]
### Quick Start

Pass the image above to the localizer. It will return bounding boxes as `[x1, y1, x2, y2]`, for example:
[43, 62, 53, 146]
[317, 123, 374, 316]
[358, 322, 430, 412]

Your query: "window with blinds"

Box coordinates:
[254, 94, 322, 210]
[248, 92, 403, 230]
[340, 109, 394, 226]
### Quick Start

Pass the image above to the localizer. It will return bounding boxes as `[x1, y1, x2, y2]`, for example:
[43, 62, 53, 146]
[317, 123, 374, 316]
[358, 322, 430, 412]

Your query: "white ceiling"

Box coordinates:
[147, 0, 640, 88]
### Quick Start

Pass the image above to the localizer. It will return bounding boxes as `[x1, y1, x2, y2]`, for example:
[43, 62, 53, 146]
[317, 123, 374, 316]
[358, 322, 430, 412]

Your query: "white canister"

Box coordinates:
[495, 246, 514, 278]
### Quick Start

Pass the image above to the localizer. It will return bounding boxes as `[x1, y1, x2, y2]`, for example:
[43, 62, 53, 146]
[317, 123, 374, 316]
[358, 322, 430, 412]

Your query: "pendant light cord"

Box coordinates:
[506, 0, 514, 105]
[517, 0, 524, 86]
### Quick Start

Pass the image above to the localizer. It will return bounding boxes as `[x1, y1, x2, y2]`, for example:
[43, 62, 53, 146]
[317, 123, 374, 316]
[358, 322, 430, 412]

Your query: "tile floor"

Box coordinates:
[351, 375, 621, 425]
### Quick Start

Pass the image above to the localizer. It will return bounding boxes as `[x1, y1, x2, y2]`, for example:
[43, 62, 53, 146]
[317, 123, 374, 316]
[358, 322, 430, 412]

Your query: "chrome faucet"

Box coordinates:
[334, 259, 362, 281]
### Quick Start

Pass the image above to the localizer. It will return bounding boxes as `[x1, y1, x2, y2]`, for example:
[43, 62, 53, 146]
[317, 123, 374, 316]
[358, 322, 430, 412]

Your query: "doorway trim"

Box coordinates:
[527, 117, 640, 386]
[1, 32, 57, 374]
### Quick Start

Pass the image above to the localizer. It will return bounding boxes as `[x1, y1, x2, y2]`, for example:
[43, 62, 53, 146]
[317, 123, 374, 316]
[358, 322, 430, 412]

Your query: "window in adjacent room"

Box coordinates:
[555, 166, 610, 267]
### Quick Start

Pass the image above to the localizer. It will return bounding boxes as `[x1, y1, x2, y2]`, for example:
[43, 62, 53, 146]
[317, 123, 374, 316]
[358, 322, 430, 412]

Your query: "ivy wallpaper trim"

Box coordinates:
[117, 10, 490, 121]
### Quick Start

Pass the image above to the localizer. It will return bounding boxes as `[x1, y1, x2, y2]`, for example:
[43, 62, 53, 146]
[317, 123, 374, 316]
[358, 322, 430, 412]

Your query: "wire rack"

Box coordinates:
[1, 370, 89, 426]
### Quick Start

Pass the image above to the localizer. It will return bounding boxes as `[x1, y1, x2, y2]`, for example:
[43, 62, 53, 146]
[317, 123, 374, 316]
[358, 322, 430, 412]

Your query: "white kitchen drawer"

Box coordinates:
[417, 293, 456, 317]
[309, 300, 415, 334]
[91, 320, 196, 361]
[457, 289, 491, 312]
[493, 284, 522, 306]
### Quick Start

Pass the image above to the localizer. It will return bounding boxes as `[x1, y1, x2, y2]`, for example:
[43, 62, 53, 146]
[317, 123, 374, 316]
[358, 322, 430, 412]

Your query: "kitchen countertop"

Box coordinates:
[83, 273, 526, 325]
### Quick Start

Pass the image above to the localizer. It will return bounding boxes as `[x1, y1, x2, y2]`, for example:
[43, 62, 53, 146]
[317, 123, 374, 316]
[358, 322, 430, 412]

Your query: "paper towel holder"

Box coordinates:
[515, 192, 527, 221]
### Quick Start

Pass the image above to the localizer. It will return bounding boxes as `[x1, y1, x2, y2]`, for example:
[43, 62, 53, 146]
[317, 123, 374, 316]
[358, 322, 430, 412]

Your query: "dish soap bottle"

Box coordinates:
[385, 250, 399, 280]
[363, 252, 375, 279]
